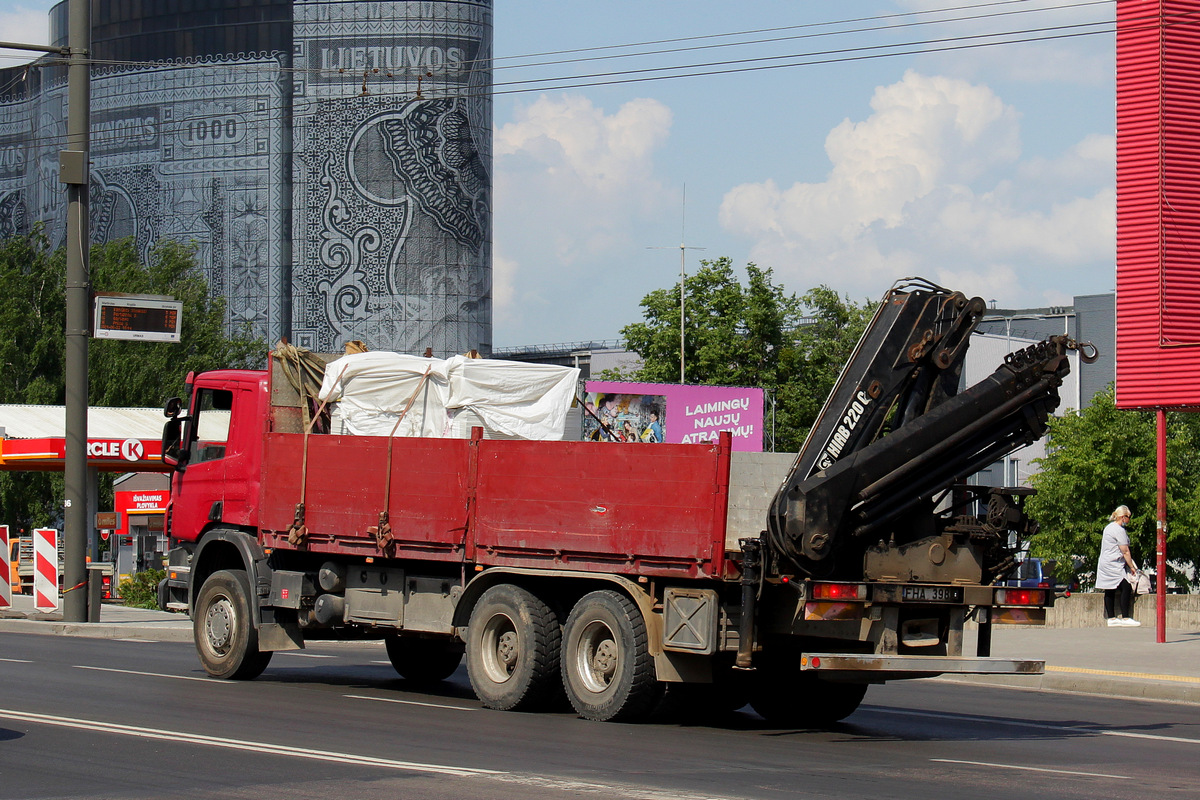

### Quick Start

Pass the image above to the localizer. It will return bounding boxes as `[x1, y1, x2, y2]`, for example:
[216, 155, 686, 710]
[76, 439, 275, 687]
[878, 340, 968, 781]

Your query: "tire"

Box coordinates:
[749, 668, 868, 727]
[562, 590, 662, 722]
[385, 635, 464, 683]
[466, 584, 561, 711]
[193, 569, 273, 680]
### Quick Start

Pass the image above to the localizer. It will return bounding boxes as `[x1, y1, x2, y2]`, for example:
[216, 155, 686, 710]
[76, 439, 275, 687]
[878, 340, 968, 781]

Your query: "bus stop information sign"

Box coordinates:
[93, 294, 182, 343]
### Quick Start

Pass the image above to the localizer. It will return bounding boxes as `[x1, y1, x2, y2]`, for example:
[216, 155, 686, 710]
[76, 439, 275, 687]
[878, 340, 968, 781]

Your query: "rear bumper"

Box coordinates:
[800, 653, 1044, 680]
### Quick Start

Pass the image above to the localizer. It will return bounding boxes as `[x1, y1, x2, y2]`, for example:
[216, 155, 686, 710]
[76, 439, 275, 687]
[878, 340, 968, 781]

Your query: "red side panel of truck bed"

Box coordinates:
[258, 433, 472, 560]
[256, 431, 730, 579]
[471, 438, 729, 578]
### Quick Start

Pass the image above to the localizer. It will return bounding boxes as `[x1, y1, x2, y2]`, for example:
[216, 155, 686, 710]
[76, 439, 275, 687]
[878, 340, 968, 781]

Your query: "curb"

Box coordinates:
[0, 617, 193, 643]
[936, 668, 1200, 705]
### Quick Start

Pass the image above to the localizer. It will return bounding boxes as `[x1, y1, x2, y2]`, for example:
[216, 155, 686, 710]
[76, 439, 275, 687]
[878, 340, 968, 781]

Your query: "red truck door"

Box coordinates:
[170, 384, 235, 537]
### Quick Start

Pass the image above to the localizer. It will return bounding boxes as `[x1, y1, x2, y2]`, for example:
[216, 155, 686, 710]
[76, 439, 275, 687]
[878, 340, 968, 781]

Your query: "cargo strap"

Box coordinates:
[288, 363, 350, 547]
[369, 367, 433, 551]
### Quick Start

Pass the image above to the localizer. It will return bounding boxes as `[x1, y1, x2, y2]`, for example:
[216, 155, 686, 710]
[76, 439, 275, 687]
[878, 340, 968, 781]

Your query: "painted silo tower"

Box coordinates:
[0, 0, 492, 355]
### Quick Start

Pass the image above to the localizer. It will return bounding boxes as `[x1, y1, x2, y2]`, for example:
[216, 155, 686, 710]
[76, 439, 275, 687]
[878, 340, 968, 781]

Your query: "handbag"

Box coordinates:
[1131, 570, 1152, 595]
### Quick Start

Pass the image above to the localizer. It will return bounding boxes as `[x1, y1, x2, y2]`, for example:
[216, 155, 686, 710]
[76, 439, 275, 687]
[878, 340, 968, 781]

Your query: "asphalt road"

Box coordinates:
[1, 632, 1197, 800]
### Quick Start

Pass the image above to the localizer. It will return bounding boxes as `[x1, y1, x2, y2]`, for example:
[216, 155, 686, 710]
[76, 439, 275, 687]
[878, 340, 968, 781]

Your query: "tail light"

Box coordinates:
[811, 582, 867, 600]
[995, 587, 1046, 606]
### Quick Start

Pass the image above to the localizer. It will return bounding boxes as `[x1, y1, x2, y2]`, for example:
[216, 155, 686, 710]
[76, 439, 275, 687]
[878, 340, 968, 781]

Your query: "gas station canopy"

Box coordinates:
[0, 405, 167, 472]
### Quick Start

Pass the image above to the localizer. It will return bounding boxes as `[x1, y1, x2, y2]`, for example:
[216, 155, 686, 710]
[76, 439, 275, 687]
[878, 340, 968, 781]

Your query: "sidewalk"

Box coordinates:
[3, 594, 1199, 704]
[0, 593, 192, 642]
[939, 623, 1200, 704]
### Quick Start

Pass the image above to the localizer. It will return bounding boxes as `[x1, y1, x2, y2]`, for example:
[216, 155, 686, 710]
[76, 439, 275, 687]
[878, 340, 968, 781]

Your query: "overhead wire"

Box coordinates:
[0, 0, 1139, 155]
[491, 0, 1115, 73]
[1, 0, 1113, 79]
[484, 16, 1119, 94]
[490, 0, 1104, 64]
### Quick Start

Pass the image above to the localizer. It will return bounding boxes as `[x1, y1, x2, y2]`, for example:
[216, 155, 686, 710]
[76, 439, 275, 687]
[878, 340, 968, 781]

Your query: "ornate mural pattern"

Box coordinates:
[0, 1, 492, 355]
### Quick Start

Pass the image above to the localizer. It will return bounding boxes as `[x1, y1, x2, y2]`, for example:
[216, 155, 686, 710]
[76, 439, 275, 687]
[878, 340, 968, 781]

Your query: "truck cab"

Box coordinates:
[159, 370, 268, 612]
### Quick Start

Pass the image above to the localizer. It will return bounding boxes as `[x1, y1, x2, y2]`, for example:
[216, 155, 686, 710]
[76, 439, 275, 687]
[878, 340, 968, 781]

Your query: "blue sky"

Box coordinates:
[0, 1, 1118, 348]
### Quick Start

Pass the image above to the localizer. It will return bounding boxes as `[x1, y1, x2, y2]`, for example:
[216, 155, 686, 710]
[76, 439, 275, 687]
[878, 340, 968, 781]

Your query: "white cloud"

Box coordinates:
[0, 4, 52, 66]
[493, 93, 673, 337]
[496, 94, 671, 196]
[722, 71, 1019, 245]
[895, 0, 1114, 86]
[1017, 133, 1114, 191]
[491, 251, 517, 328]
[932, 186, 1114, 264]
[719, 71, 1114, 307]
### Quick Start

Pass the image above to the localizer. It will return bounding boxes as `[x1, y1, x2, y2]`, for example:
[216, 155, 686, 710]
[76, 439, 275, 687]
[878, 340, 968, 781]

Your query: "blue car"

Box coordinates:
[1003, 557, 1074, 595]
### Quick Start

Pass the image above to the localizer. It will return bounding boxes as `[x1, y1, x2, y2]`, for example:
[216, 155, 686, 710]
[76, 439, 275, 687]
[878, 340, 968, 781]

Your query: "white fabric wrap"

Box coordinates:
[318, 352, 579, 440]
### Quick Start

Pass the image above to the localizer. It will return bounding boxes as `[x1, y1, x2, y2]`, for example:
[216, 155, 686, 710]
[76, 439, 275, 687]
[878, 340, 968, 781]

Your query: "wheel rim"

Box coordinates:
[574, 619, 619, 694]
[204, 593, 235, 656]
[479, 611, 519, 684]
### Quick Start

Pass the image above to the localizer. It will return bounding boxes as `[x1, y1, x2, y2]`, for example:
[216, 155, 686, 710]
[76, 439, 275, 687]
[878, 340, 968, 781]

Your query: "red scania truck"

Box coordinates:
[158, 278, 1095, 724]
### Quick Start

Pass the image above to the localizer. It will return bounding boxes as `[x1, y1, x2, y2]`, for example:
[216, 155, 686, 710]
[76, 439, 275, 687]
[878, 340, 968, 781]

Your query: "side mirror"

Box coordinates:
[161, 416, 190, 470]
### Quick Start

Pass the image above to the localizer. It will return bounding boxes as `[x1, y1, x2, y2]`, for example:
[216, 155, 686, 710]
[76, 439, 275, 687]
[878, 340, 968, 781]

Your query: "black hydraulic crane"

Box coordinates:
[766, 278, 1097, 582]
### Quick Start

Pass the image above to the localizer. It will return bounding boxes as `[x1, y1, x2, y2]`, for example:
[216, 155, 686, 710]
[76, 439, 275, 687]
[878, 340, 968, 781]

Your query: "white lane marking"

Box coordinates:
[0, 657, 33, 663]
[493, 773, 745, 800]
[0, 707, 742, 799]
[277, 652, 336, 659]
[344, 694, 477, 711]
[74, 665, 230, 684]
[871, 707, 1200, 746]
[0, 707, 498, 777]
[931, 758, 1130, 780]
[115, 639, 157, 644]
[370, 660, 391, 665]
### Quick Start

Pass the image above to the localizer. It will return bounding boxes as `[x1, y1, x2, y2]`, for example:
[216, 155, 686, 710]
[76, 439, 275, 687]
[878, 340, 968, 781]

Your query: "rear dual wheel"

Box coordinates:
[561, 590, 662, 722]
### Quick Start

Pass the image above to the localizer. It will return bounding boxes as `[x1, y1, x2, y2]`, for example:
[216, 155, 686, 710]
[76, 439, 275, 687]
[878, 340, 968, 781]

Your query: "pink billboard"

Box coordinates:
[583, 381, 764, 452]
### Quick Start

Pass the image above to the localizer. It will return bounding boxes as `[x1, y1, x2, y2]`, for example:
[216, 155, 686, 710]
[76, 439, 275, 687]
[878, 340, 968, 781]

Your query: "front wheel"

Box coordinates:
[193, 569, 272, 680]
[562, 590, 662, 722]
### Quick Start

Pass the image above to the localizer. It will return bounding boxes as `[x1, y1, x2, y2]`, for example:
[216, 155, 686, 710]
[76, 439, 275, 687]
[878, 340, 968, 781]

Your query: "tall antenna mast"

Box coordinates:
[648, 184, 704, 383]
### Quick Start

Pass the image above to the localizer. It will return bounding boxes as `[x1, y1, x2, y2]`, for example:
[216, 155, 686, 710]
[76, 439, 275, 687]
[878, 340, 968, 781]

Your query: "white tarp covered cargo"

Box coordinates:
[318, 352, 580, 440]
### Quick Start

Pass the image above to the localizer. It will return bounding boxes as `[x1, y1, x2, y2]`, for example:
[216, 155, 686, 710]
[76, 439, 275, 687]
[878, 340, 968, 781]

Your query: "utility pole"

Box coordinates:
[0, 1, 91, 622]
[62, 0, 91, 623]
[647, 185, 703, 384]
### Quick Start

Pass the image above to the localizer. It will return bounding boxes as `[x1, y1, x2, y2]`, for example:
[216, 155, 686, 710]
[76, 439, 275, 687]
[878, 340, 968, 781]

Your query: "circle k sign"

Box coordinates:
[87, 439, 146, 462]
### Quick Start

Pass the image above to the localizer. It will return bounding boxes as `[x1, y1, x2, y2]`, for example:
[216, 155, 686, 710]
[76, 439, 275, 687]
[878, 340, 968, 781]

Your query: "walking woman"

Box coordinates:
[1097, 505, 1141, 627]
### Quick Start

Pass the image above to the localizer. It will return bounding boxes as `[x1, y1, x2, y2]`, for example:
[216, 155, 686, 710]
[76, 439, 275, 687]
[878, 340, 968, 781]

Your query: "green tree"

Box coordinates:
[1026, 387, 1200, 589]
[787, 285, 877, 437]
[0, 232, 263, 532]
[614, 258, 875, 451]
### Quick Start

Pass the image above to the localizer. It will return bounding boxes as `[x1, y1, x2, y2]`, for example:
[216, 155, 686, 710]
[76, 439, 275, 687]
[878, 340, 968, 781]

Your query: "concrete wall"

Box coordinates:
[1042, 592, 1200, 629]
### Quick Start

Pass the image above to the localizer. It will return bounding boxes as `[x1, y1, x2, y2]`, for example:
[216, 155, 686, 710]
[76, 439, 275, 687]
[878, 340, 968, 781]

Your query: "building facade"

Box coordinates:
[975, 292, 1115, 410]
[0, 0, 493, 355]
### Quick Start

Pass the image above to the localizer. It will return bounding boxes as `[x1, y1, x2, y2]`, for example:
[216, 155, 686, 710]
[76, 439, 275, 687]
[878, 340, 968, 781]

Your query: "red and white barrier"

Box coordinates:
[33, 527, 58, 612]
[0, 525, 9, 609]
